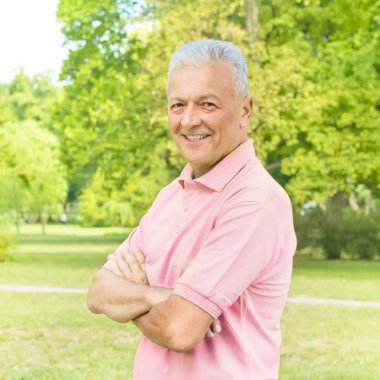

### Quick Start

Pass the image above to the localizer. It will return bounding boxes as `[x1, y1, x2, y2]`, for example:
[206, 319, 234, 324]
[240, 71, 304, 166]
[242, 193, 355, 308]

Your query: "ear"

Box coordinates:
[240, 95, 253, 130]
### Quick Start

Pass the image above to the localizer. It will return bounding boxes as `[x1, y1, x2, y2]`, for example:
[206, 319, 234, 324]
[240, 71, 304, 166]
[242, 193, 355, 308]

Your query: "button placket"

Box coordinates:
[183, 181, 192, 212]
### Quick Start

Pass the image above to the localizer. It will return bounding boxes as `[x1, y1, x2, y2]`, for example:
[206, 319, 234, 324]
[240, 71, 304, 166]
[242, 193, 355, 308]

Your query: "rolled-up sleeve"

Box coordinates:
[173, 200, 280, 318]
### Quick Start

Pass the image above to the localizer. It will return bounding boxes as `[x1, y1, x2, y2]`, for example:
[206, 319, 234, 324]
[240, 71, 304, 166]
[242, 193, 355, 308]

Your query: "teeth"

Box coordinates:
[186, 135, 208, 141]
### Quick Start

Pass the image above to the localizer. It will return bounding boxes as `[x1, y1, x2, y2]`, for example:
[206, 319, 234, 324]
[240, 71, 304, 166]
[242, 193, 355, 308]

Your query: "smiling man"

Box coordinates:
[87, 39, 297, 380]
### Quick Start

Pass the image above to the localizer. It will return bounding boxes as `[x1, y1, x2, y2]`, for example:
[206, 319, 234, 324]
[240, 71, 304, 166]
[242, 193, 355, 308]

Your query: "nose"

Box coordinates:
[180, 104, 201, 129]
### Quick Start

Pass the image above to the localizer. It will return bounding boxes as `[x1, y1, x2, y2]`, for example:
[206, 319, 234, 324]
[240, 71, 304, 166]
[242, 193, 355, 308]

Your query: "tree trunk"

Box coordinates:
[244, 0, 260, 44]
[15, 213, 20, 235]
[39, 211, 46, 235]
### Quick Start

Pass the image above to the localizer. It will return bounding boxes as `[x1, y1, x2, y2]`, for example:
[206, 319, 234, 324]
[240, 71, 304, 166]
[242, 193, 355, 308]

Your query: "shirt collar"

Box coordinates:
[178, 139, 255, 192]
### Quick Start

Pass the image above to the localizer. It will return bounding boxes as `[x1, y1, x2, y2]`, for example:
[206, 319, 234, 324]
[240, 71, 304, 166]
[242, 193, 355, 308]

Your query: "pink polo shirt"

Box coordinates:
[104, 140, 296, 380]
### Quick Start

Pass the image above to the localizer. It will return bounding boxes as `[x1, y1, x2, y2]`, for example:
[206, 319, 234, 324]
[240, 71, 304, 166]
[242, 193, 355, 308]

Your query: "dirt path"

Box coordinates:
[0, 284, 86, 294]
[1, 284, 380, 308]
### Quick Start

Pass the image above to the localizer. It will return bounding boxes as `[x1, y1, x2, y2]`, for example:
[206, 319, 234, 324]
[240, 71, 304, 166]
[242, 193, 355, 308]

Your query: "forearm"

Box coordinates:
[87, 268, 171, 323]
[132, 295, 210, 352]
[133, 303, 183, 350]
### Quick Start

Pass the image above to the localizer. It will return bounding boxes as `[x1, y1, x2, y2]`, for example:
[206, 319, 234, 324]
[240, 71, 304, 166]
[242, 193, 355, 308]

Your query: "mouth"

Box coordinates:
[182, 134, 211, 143]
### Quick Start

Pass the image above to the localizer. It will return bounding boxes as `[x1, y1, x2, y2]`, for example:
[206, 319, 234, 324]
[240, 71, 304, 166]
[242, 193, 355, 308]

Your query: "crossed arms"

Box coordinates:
[87, 245, 221, 352]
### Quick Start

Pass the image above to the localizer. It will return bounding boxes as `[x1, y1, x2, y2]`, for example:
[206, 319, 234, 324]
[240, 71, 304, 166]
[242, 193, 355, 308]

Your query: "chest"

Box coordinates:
[142, 184, 223, 287]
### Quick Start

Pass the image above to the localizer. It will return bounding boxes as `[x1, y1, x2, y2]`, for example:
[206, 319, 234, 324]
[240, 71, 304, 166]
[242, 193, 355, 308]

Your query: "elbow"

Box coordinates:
[169, 343, 194, 353]
[87, 288, 100, 314]
[87, 270, 107, 314]
[168, 336, 198, 353]
[165, 325, 201, 353]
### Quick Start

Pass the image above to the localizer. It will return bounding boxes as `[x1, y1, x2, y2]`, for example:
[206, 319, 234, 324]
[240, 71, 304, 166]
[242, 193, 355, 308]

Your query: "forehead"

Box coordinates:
[167, 61, 234, 99]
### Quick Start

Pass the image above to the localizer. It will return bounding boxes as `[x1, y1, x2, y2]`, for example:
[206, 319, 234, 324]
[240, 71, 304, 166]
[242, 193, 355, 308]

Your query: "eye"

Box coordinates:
[170, 103, 184, 110]
[201, 102, 217, 109]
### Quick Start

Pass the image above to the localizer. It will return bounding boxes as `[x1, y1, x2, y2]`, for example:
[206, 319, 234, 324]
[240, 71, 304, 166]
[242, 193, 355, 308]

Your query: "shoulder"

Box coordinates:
[222, 157, 293, 221]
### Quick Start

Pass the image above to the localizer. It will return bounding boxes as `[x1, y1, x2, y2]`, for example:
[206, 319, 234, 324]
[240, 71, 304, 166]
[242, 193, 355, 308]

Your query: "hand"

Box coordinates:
[206, 318, 221, 338]
[113, 246, 149, 285]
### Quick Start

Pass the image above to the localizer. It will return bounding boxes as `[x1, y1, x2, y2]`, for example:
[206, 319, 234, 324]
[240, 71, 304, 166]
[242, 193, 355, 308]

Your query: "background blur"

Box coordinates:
[0, 1, 379, 379]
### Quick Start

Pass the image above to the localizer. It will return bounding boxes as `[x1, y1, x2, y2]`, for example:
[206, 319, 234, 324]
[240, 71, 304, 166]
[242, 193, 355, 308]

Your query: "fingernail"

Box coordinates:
[216, 324, 221, 333]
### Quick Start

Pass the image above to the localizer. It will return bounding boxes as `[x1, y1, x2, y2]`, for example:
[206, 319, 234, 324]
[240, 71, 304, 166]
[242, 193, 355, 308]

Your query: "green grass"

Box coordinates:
[280, 304, 380, 379]
[1, 225, 380, 379]
[0, 230, 127, 288]
[2, 228, 380, 302]
[0, 292, 139, 380]
[10, 224, 129, 237]
[290, 256, 380, 301]
[1, 293, 379, 380]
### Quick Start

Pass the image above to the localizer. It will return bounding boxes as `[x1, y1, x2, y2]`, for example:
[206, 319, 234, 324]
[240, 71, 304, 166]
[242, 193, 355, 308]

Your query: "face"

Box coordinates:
[167, 61, 252, 178]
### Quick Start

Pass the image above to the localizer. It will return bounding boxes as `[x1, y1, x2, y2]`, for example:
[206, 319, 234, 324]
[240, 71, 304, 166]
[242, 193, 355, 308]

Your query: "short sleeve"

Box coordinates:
[173, 201, 281, 318]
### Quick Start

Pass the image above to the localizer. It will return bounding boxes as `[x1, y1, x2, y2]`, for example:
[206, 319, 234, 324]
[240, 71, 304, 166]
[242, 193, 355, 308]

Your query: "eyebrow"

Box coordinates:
[168, 96, 184, 103]
[168, 94, 222, 103]
[198, 94, 222, 102]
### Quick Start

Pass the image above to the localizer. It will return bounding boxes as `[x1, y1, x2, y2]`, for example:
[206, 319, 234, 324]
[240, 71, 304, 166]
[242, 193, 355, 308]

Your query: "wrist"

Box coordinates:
[146, 286, 173, 308]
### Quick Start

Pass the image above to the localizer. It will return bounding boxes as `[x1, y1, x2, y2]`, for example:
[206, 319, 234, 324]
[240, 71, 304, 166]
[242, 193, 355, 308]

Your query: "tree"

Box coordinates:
[244, 0, 259, 44]
[0, 122, 67, 233]
[0, 70, 60, 128]
[55, 0, 379, 227]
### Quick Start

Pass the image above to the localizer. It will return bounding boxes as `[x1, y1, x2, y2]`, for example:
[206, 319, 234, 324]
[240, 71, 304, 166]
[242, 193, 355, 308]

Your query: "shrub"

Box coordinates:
[294, 205, 325, 251]
[295, 204, 380, 260]
[341, 209, 380, 260]
[0, 230, 13, 262]
[320, 219, 344, 259]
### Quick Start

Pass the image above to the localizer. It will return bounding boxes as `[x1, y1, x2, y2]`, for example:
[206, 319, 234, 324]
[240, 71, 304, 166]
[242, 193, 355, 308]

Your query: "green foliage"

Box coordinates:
[55, 0, 380, 226]
[0, 230, 13, 262]
[295, 202, 380, 260]
[0, 71, 66, 232]
[0, 122, 68, 227]
[0, 71, 60, 128]
[78, 141, 174, 227]
[340, 209, 380, 260]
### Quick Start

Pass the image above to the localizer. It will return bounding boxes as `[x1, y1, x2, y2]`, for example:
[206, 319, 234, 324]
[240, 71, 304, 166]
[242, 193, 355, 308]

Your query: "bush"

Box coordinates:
[295, 204, 380, 260]
[341, 209, 380, 260]
[0, 230, 13, 262]
[294, 205, 325, 251]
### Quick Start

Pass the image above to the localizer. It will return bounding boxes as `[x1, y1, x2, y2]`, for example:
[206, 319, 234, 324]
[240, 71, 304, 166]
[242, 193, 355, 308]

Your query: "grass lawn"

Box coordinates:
[280, 304, 380, 379]
[1, 224, 380, 379]
[2, 225, 380, 301]
[290, 256, 380, 302]
[0, 292, 138, 380]
[1, 292, 379, 380]
[0, 226, 128, 288]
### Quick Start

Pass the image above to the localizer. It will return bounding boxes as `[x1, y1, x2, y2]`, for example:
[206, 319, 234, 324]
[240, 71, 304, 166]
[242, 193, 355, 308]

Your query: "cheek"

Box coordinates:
[168, 116, 178, 133]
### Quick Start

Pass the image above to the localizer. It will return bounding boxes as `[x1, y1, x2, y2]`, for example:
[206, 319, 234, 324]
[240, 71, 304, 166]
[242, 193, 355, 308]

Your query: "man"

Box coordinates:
[87, 39, 297, 380]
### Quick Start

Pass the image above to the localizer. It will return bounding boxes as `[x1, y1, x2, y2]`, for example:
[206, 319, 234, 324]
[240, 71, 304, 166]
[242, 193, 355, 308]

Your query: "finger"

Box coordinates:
[212, 319, 222, 334]
[123, 249, 142, 275]
[206, 328, 215, 338]
[130, 246, 146, 271]
[106, 255, 123, 276]
[133, 247, 146, 267]
[115, 252, 133, 280]
[123, 250, 149, 284]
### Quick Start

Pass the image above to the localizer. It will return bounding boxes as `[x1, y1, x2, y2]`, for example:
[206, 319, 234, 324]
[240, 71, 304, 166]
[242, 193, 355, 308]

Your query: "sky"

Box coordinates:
[0, 0, 67, 84]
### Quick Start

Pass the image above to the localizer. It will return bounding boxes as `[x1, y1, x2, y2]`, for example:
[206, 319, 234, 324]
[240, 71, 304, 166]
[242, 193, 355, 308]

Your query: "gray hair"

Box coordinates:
[167, 39, 249, 99]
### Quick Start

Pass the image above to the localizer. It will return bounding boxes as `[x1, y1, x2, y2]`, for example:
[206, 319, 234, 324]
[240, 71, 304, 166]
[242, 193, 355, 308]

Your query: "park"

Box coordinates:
[1, 0, 379, 379]
[1, 225, 379, 379]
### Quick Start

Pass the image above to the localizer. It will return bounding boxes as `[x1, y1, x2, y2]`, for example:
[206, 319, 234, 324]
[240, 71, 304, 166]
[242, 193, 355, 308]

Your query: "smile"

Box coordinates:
[183, 134, 210, 143]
